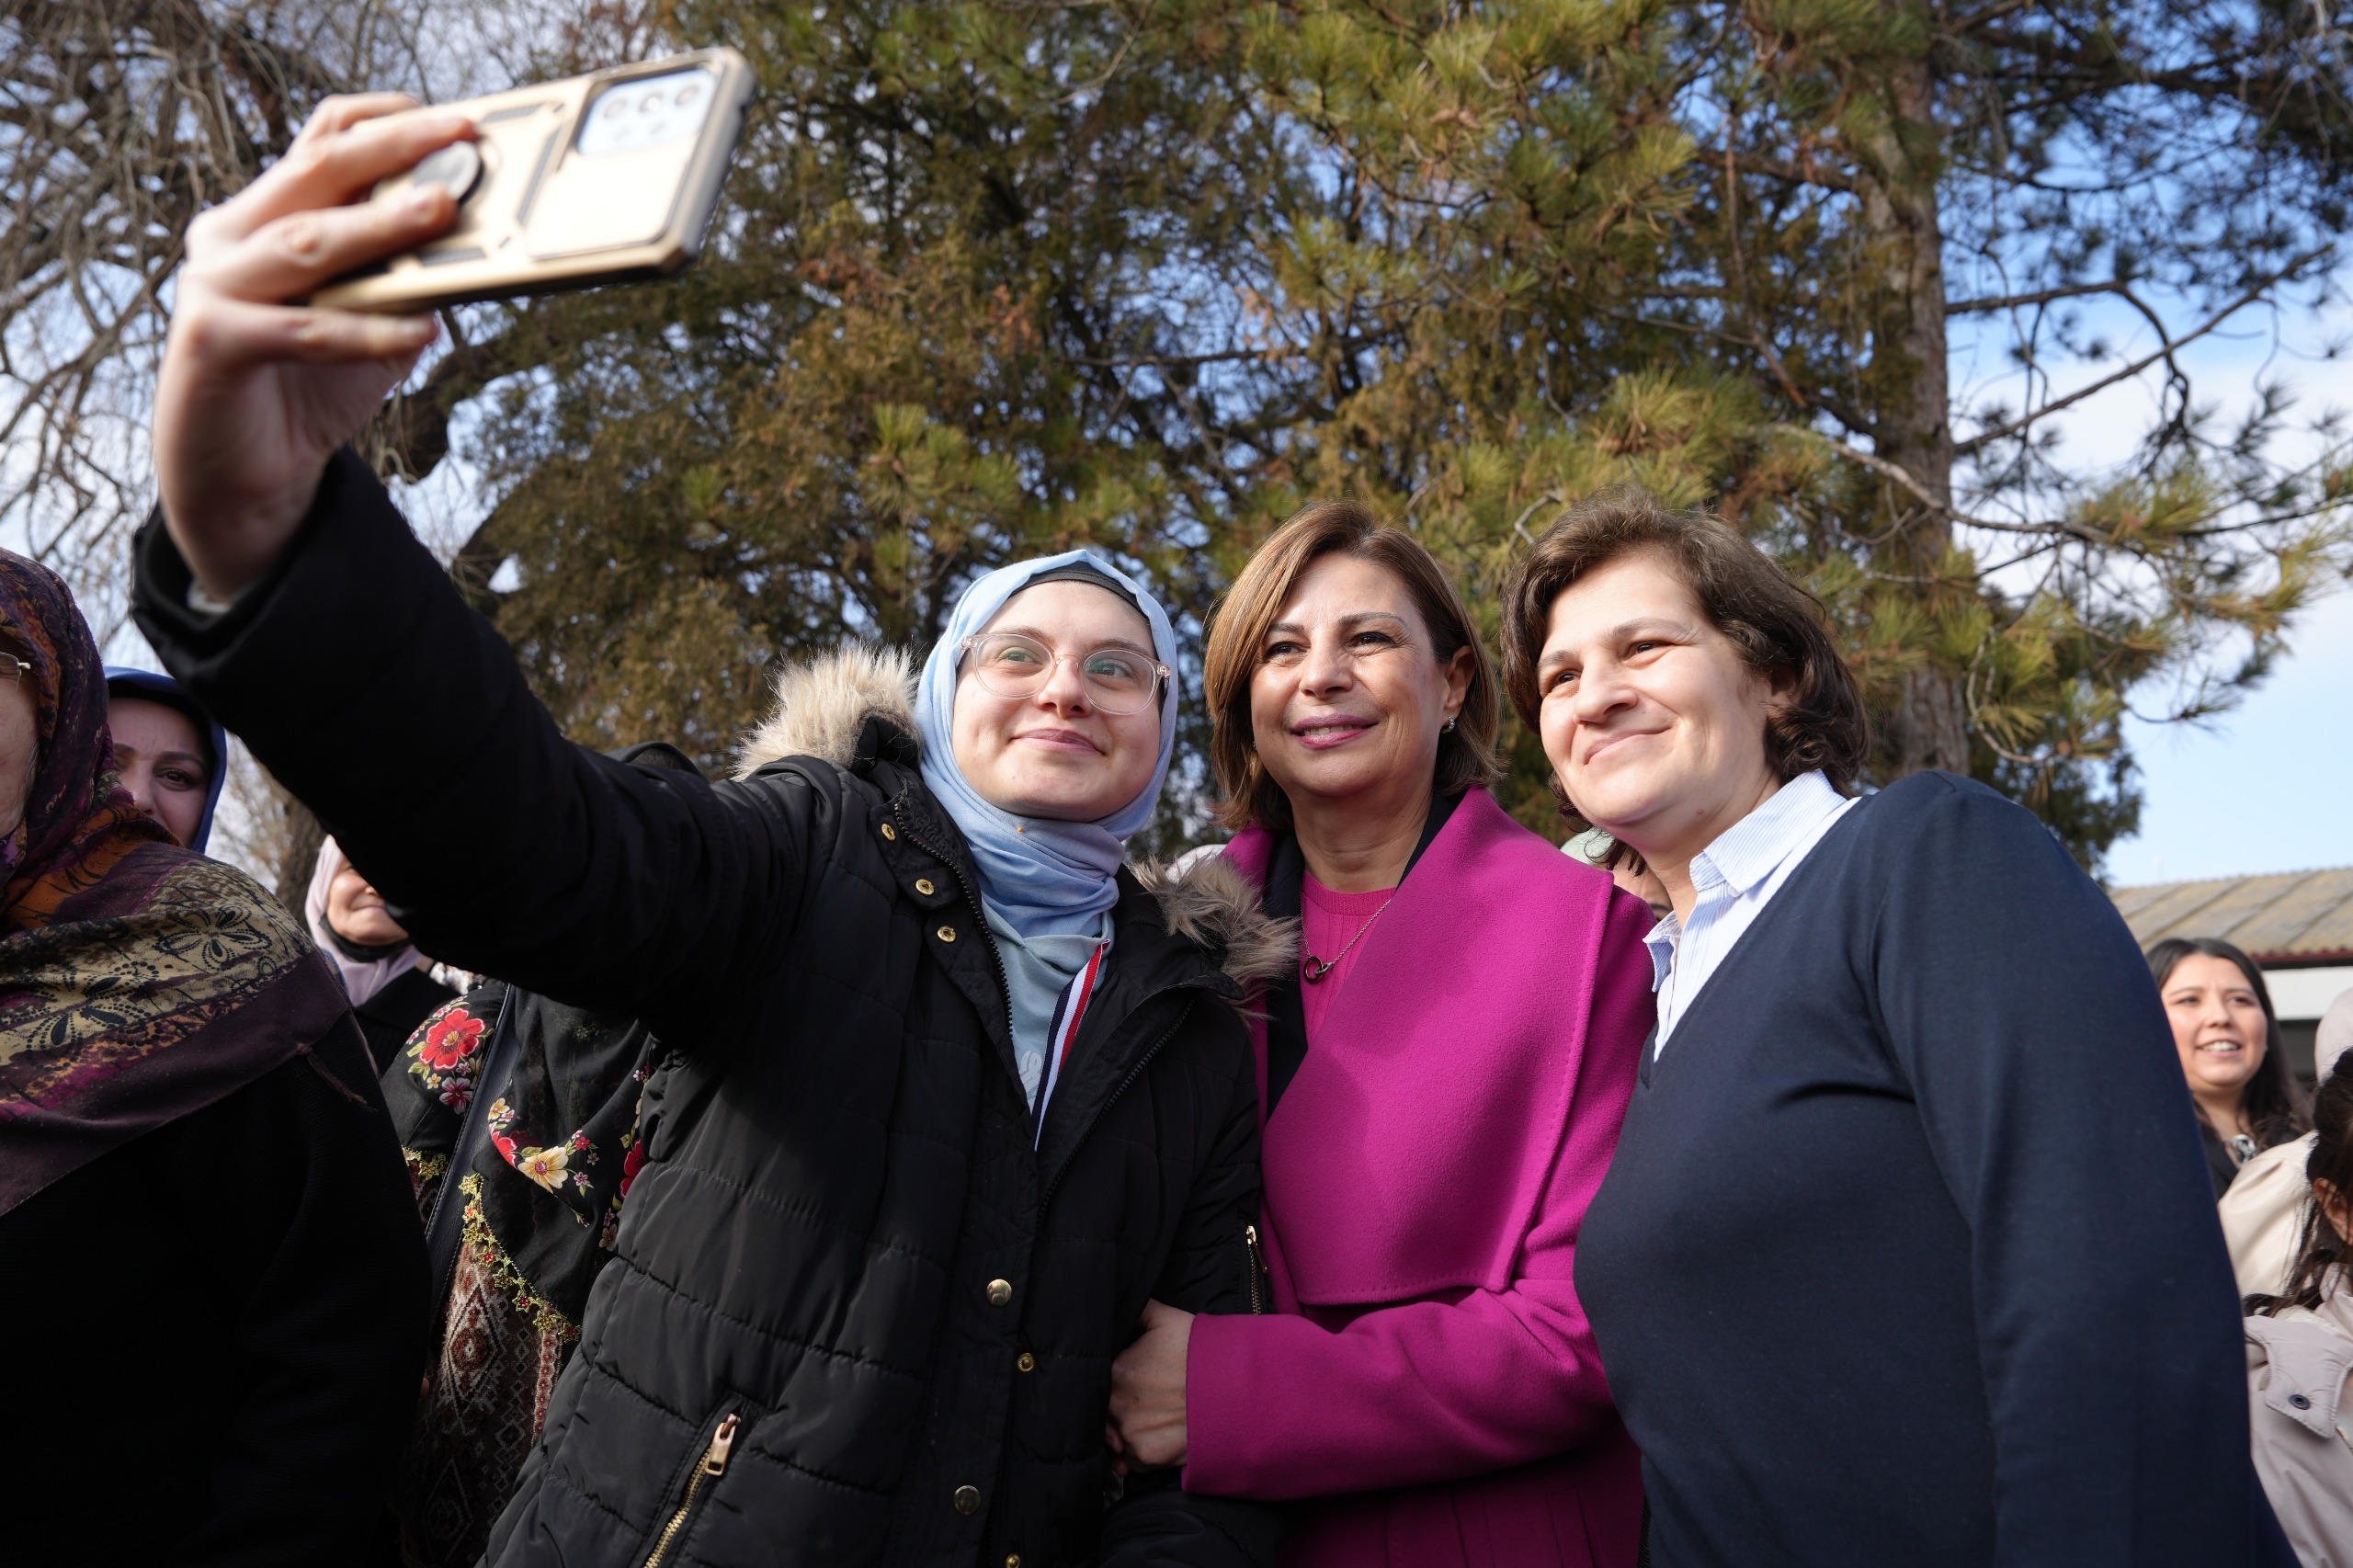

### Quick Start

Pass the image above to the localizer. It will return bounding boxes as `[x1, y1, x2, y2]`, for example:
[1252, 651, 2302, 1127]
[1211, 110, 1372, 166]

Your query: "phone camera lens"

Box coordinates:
[676, 84, 702, 107]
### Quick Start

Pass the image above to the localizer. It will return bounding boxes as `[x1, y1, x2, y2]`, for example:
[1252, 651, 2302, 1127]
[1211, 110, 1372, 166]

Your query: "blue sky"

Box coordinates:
[1946, 290, 2353, 890]
[2103, 584, 2353, 887]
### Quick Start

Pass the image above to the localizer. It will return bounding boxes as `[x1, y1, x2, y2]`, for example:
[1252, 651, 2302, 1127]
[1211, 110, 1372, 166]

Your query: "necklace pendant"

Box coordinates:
[1302, 955, 1335, 983]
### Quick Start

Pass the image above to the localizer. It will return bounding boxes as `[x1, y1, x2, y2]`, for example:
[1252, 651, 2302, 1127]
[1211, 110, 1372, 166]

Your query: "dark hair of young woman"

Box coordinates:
[2247, 1059, 2353, 1316]
[2146, 936, 2310, 1150]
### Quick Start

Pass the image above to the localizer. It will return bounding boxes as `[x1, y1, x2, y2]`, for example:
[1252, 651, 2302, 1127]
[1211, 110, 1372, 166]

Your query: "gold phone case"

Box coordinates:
[313, 48, 755, 313]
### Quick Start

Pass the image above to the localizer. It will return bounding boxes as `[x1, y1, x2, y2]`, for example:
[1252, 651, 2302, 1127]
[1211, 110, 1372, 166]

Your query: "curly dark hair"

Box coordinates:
[1497, 486, 1869, 851]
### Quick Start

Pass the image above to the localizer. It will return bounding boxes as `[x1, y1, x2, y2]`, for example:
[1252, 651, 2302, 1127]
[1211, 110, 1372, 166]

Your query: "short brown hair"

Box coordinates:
[1499, 487, 1868, 838]
[1204, 501, 1502, 832]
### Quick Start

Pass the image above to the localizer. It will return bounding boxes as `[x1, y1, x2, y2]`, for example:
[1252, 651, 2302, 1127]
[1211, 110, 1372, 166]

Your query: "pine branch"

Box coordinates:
[1952, 247, 2331, 457]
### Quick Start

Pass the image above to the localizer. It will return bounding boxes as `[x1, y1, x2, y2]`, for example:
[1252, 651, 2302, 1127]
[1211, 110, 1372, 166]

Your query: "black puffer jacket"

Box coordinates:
[133, 451, 1291, 1568]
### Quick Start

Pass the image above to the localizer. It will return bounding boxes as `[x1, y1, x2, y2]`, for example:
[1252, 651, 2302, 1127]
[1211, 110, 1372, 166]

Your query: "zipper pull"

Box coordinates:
[701, 1413, 739, 1476]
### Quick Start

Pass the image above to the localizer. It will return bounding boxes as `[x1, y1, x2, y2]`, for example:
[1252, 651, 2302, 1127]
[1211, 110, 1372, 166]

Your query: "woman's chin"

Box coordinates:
[980, 775, 1138, 824]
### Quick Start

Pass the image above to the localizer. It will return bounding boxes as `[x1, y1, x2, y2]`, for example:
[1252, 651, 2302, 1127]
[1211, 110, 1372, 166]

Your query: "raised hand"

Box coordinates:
[153, 95, 474, 602]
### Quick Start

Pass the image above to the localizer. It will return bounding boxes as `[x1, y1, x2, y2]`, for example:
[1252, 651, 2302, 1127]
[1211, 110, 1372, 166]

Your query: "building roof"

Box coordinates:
[2110, 866, 2353, 965]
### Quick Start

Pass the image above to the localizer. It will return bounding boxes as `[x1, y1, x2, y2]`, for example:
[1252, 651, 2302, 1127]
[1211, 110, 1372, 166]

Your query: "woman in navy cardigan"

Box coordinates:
[1499, 489, 2292, 1566]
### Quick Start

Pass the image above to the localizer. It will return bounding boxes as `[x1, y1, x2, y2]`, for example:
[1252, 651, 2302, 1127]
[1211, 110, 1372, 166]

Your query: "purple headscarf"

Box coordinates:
[0, 550, 351, 1215]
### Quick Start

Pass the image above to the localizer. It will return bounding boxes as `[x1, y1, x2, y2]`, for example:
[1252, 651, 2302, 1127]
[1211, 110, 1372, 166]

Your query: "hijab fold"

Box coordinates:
[0, 551, 346, 1217]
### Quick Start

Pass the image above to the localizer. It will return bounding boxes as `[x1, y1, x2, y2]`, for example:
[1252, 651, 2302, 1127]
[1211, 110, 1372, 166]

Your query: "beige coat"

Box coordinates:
[2246, 1278, 2353, 1566]
[2224, 1133, 2318, 1299]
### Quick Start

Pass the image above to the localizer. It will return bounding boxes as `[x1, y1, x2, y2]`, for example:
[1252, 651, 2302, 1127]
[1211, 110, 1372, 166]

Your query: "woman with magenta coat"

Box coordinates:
[1106, 502, 1654, 1564]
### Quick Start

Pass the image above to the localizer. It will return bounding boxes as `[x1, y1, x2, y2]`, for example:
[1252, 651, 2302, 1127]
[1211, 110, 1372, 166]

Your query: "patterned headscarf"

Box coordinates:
[0, 557, 164, 921]
[0, 551, 352, 1215]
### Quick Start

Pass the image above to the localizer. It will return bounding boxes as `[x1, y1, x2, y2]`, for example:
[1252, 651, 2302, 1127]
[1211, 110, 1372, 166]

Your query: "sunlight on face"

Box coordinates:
[1535, 550, 1781, 869]
[1246, 551, 1470, 815]
[2162, 952, 2269, 1111]
[949, 580, 1165, 823]
[109, 696, 210, 848]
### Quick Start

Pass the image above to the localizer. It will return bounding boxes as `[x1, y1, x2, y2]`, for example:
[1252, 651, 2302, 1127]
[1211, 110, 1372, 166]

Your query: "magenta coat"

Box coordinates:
[1184, 789, 1655, 1566]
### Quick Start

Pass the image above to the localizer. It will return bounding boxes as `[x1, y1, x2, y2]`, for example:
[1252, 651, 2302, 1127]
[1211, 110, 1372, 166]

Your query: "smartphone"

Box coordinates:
[312, 48, 755, 313]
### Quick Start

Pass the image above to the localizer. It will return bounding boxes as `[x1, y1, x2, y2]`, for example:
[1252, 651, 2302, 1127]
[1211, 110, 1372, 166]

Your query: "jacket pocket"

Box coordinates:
[642, 1409, 740, 1568]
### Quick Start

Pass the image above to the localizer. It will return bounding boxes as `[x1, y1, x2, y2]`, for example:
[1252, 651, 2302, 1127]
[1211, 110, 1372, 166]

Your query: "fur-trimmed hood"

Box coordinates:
[733, 645, 1294, 995]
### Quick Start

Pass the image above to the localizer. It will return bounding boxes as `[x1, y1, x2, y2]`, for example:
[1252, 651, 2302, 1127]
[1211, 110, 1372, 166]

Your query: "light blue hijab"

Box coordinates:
[915, 549, 1181, 941]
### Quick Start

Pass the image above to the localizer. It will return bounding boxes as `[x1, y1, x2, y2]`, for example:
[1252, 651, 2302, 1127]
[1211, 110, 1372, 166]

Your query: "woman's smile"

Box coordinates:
[1015, 725, 1102, 755]
[1290, 713, 1376, 749]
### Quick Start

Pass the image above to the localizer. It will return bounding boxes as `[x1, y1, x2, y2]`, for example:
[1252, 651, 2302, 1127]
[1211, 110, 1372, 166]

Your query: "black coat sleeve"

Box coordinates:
[1870, 776, 2292, 1563]
[176, 1017, 433, 1568]
[132, 450, 820, 1039]
[1100, 1012, 1281, 1568]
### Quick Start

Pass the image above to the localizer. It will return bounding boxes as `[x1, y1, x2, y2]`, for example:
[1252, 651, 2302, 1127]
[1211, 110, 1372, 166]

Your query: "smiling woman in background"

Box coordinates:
[2151, 936, 2310, 1196]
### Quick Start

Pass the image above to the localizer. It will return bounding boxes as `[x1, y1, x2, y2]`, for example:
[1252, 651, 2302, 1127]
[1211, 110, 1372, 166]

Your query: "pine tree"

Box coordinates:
[1225, 0, 2353, 865]
[448, 1, 1301, 835]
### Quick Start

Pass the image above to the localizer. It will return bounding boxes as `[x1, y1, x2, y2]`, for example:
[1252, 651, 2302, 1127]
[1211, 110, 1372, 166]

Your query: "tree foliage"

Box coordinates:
[1214, 0, 2353, 858]
[8, 0, 2353, 871]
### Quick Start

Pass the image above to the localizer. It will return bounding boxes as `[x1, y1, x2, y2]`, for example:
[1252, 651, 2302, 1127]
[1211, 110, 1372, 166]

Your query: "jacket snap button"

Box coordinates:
[953, 1483, 981, 1515]
[986, 1278, 1013, 1308]
[938, 925, 957, 943]
[2290, 1392, 2313, 1410]
[881, 822, 897, 841]
[915, 878, 936, 896]
[1016, 1352, 1036, 1372]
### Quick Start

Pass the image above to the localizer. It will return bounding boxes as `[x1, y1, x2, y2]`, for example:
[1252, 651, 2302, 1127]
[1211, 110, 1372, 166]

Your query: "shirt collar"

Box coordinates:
[1689, 770, 1847, 898]
[1641, 913, 1678, 991]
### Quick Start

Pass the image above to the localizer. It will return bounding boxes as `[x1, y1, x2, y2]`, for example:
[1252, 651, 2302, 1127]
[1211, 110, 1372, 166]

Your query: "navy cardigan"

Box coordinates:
[1575, 772, 2291, 1566]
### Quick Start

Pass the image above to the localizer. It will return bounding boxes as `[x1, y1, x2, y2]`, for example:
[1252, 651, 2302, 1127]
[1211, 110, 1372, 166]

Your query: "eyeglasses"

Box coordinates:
[958, 631, 1168, 715]
[0, 654, 28, 686]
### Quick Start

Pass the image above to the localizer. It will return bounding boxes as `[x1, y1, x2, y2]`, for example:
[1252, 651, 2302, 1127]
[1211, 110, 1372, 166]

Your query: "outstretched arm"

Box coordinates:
[135, 450, 820, 1037]
[135, 97, 818, 1034]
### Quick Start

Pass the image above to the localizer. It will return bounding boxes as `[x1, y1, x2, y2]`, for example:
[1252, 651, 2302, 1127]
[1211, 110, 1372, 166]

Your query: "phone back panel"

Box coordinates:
[312, 49, 755, 313]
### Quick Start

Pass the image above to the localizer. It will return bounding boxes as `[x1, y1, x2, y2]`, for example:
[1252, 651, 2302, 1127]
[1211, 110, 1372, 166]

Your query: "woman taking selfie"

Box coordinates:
[2151, 936, 2310, 1195]
[133, 97, 1281, 1568]
[1107, 504, 1654, 1565]
[1499, 488, 2287, 1565]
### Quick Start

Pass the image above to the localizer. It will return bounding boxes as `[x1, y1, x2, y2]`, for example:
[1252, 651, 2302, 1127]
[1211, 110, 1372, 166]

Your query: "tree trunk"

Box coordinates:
[264, 771, 326, 919]
[1858, 51, 1972, 779]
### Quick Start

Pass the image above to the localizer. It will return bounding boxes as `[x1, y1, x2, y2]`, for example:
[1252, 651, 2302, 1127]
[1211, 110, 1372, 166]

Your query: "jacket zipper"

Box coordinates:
[642, 1412, 738, 1568]
[896, 794, 1203, 1216]
[1037, 997, 1194, 1217]
[1244, 1224, 1267, 1313]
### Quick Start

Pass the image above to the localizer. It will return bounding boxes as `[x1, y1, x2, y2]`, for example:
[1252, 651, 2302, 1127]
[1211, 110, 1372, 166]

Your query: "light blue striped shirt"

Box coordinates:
[1643, 770, 1858, 1055]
